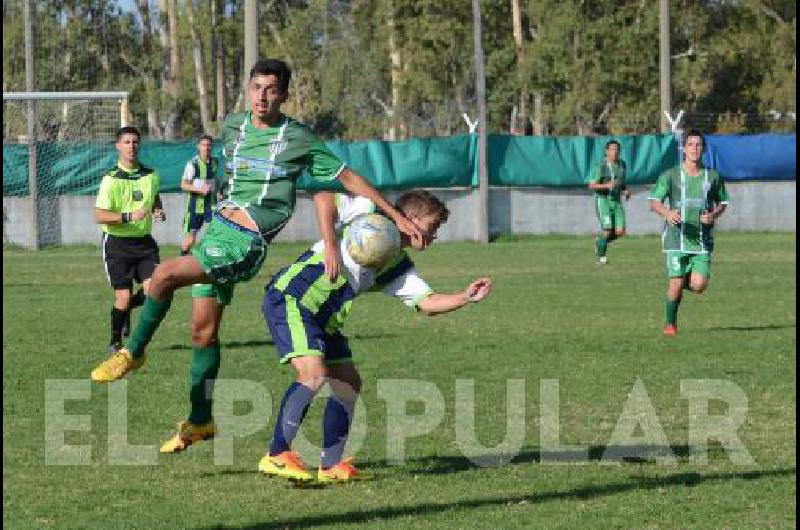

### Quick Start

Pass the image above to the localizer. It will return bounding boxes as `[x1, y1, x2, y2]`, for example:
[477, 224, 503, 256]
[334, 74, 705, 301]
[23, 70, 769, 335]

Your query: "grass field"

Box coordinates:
[3, 233, 796, 529]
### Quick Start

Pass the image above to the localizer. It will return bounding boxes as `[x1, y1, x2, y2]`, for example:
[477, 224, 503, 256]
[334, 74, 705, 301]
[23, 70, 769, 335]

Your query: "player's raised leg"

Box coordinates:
[91, 254, 213, 382]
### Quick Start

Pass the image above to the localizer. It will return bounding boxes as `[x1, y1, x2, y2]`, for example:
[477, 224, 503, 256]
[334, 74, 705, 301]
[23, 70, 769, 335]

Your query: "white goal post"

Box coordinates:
[3, 91, 129, 248]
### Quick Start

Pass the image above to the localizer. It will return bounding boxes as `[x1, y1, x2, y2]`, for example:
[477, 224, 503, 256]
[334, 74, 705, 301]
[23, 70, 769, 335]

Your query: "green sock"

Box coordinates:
[188, 344, 221, 425]
[125, 296, 172, 358]
[665, 299, 681, 325]
[596, 236, 608, 257]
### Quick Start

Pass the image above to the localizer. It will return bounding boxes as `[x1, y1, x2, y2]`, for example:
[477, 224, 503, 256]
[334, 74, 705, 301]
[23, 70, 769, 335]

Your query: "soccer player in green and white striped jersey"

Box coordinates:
[649, 129, 729, 335]
[588, 140, 631, 264]
[91, 59, 423, 451]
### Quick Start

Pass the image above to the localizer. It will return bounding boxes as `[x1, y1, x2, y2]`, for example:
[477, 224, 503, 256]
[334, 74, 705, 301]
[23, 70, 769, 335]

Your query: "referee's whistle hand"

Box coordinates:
[131, 208, 148, 222]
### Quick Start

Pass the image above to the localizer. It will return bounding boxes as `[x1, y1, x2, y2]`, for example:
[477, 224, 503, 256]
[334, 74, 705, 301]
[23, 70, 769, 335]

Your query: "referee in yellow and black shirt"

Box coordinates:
[95, 126, 165, 353]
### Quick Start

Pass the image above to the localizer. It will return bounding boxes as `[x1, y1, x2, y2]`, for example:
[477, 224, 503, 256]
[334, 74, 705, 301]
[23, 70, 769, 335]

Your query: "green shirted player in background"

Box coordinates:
[648, 129, 729, 335]
[588, 139, 631, 264]
[90, 59, 422, 452]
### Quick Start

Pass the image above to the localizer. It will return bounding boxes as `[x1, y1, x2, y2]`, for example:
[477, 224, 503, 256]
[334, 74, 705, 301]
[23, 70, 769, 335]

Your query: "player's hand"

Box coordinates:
[607, 180, 617, 190]
[665, 210, 681, 225]
[700, 211, 715, 225]
[323, 241, 341, 281]
[624, 188, 631, 201]
[131, 208, 148, 222]
[152, 208, 166, 222]
[392, 214, 424, 249]
[464, 277, 492, 303]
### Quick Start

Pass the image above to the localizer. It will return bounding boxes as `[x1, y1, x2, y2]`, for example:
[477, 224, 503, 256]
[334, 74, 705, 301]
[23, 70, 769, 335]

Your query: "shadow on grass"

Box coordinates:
[161, 339, 275, 351]
[708, 324, 796, 331]
[161, 332, 398, 351]
[201, 467, 795, 529]
[357, 445, 696, 474]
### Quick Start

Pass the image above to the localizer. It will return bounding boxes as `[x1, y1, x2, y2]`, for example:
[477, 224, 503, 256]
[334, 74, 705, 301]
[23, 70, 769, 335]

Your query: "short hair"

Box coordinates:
[683, 129, 705, 147]
[249, 59, 291, 93]
[395, 190, 450, 224]
[116, 126, 141, 141]
[198, 135, 213, 144]
[605, 140, 620, 150]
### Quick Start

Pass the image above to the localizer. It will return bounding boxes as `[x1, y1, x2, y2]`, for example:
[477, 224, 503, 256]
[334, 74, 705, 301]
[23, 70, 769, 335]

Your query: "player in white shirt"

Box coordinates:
[259, 190, 492, 483]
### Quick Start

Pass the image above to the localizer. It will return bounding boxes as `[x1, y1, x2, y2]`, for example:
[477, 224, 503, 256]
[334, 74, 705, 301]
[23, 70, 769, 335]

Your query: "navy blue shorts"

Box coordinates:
[262, 287, 353, 365]
[184, 209, 213, 232]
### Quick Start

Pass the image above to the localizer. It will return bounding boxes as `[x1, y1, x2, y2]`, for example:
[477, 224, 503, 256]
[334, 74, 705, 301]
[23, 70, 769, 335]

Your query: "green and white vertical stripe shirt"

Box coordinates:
[648, 165, 729, 253]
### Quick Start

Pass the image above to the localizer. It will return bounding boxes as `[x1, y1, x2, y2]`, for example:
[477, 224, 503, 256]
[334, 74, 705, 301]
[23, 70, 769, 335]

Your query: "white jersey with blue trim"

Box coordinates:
[310, 194, 433, 308]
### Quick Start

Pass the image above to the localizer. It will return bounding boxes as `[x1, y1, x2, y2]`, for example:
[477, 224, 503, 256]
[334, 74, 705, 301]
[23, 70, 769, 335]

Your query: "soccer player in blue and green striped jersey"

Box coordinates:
[258, 191, 493, 482]
[179, 135, 220, 256]
[649, 129, 729, 335]
[588, 140, 631, 264]
[90, 59, 423, 449]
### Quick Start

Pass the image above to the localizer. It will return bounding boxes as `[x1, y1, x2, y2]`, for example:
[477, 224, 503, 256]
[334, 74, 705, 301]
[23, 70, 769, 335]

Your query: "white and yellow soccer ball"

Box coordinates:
[345, 213, 402, 269]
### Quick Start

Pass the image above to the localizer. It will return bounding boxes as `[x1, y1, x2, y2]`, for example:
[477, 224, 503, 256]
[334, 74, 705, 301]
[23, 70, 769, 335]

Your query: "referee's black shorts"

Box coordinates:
[102, 233, 160, 289]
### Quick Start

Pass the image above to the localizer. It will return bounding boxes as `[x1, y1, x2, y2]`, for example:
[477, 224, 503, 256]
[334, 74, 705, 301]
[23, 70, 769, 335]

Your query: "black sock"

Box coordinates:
[130, 288, 146, 309]
[110, 307, 129, 345]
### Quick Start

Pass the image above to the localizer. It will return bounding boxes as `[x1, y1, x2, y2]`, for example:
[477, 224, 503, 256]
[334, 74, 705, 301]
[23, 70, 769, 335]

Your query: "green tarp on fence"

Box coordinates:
[3, 133, 678, 196]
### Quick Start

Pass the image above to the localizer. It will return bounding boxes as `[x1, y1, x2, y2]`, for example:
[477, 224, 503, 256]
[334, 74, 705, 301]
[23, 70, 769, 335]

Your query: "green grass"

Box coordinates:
[3, 233, 796, 529]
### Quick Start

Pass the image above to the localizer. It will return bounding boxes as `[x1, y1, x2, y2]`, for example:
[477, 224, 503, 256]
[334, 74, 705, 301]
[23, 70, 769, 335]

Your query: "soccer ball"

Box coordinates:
[345, 213, 402, 269]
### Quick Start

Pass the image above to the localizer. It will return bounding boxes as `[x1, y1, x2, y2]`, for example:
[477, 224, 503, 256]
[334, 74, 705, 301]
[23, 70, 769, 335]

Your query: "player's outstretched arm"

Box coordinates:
[313, 191, 341, 280]
[337, 168, 423, 247]
[417, 277, 492, 316]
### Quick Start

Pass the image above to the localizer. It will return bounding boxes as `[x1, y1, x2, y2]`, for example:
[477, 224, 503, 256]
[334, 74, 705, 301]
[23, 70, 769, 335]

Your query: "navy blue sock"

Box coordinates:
[321, 394, 356, 469]
[269, 382, 316, 456]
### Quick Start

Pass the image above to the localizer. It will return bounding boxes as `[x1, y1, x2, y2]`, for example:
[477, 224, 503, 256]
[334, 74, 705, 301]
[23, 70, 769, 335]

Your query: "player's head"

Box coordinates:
[605, 140, 620, 162]
[395, 190, 450, 250]
[115, 126, 141, 165]
[248, 59, 291, 119]
[198, 135, 213, 159]
[683, 129, 705, 164]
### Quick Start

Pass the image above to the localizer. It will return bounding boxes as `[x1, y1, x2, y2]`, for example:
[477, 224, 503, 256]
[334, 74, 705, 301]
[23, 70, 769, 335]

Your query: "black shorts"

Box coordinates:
[102, 233, 160, 289]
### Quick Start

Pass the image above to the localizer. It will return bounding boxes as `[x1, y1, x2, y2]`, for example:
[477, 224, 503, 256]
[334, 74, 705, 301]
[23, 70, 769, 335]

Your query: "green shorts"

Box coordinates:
[191, 213, 267, 286]
[594, 197, 625, 231]
[665, 251, 711, 278]
[191, 282, 235, 306]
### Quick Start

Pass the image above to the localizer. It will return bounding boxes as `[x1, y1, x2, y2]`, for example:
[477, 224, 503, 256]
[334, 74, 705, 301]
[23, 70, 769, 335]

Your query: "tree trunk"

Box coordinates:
[532, 92, 543, 135]
[511, 0, 528, 135]
[187, 0, 212, 134]
[387, 4, 401, 141]
[211, 0, 226, 123]
[159, 0, 180, 139]
[135, 0, 163, 137]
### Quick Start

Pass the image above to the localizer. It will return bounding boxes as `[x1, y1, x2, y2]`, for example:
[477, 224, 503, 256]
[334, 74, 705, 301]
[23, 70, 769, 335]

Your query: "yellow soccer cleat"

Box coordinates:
[90, 347, 145, 382]
[258, 451, 313, 482]
[160, 420, 216, 453]
[317, 457, 367, 483]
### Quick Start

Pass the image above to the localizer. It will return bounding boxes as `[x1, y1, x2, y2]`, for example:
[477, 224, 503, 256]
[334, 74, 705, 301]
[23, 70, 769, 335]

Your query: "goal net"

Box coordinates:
[3, 92, 128, 247]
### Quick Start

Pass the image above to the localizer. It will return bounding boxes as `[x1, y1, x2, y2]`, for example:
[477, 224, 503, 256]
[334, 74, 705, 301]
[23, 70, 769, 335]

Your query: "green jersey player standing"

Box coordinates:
[648, 129, 729, 335]
[587, 140, 631, 264]
[90, 60, 423, 449]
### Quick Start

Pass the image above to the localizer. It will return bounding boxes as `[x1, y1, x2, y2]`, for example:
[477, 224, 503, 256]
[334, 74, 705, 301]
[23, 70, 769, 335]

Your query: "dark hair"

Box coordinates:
[116, 126, 141, 141]
[605, 140, 620, 150]
[249, 59, 291, 93]
[198, 135, 213, 144]
[396, 190, 450, 224]
[683, 129, 705, 147]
